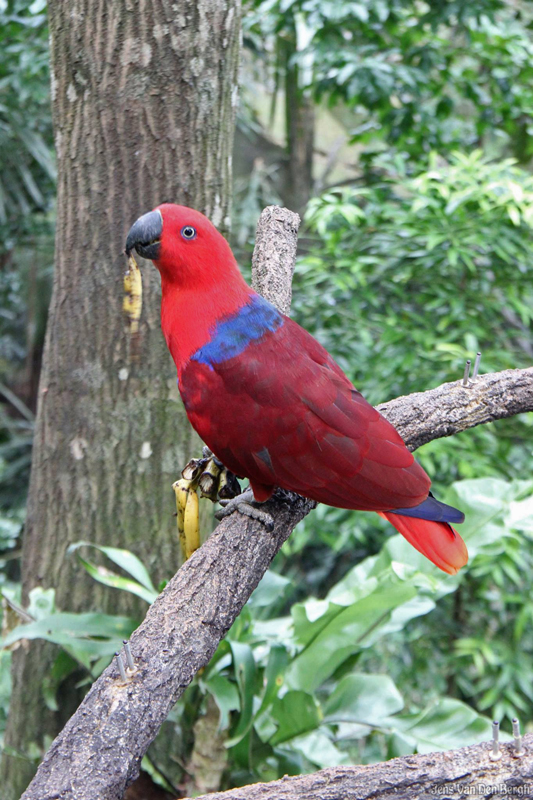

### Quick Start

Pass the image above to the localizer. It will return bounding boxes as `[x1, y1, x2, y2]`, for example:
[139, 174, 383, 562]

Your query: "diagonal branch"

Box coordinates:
[377, 366, 533, 452]
[21, 208, 533, 800]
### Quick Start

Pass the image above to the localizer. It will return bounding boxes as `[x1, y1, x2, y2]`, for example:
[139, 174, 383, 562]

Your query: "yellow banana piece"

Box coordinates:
[173, 479, 190, 559]
[123, 253, 143, 359]
[184, 485, 200, 559]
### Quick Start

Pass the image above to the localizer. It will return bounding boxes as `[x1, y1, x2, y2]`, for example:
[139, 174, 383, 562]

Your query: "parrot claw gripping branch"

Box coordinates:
[125, 204, 469, 576]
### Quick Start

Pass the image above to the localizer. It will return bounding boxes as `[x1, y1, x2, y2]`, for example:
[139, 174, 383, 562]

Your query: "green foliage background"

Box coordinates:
[1, 0, 532, 792]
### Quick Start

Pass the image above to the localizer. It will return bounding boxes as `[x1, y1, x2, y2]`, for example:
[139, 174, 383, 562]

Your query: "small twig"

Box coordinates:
[0, 591, 35, 624]
[123, 641, 137, 673]
[315, 135, 345, 193]
[0, 381, 35, 422]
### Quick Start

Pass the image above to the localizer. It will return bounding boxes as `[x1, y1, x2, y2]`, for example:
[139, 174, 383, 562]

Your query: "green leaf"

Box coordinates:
[281, 730, 349, 768]
[75, 556, 157, 604]
[68, 542, 158, 602]
[257, 643, 289, 715]
[29, 0, 47, 12]
[204, 674, 240, 731]
[508, 495, 533, 533]
[508, 205, 521, 226]
[286, 582, 416, 692]
[226, 641, 256, 747]
[391, 698, 504, 753]
[248, 570, 290, 609]
[269, 690, 321, 746]
[446, 478, 517, 557]
[3, 612, 135, 647]
[324, 673, 404, 725]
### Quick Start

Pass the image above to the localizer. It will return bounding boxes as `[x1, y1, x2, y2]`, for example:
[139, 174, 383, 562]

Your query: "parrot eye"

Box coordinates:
[181, 225, 197, 240]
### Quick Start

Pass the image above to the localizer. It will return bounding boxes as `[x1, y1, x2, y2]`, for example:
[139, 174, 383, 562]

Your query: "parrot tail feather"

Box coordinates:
[378, 511, 468, 575]
[388, 493, 464, 524]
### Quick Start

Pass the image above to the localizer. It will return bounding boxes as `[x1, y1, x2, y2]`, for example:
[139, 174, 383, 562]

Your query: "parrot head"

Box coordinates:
[125, 204, 240, 288]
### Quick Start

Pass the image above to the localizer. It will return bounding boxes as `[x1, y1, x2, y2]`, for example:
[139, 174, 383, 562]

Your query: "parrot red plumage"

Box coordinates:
[125, 204, 468, 575]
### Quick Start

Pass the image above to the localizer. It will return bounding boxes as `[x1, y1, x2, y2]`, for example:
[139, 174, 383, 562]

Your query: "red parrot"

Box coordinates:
[125, 204, 468, 575]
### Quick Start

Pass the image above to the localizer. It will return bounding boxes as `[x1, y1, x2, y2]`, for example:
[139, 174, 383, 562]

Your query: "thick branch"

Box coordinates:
[251, 205, 300, 315]
[190, 734, 533, 800]
[377, 366, 533, 451]
[21, 207, 533, 799]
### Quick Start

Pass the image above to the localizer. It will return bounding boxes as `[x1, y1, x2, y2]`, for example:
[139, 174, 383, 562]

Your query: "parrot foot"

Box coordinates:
[215, 488, 274, 532]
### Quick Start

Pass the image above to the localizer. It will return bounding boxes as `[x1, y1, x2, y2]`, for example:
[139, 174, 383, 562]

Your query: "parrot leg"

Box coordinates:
[214, 488, 274, 532]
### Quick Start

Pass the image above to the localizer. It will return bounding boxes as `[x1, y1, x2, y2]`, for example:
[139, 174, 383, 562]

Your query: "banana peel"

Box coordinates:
[184, 487, 200, 559]
[173, 456, 241, 562]
[173, 479, 190, 559]
[173, 477, 202, 560]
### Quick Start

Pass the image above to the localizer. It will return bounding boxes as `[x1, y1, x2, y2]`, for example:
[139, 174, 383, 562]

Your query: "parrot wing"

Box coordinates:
[180, 315, 430, 511]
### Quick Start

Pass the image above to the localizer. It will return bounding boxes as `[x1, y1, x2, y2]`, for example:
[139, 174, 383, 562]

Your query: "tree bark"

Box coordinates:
[187, 737, 533, 800]
[251, 205, 300, 315]
[18, 205, 533, 800]
[1, 2, 241, 797]
[376, 366, 533, 451]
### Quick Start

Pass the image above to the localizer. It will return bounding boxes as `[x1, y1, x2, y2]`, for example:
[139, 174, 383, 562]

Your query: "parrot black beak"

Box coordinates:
[125, 210, 163, 260]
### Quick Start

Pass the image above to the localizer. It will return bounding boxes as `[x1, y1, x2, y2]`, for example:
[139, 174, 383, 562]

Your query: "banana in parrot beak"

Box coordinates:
[123, 209, 163, 360]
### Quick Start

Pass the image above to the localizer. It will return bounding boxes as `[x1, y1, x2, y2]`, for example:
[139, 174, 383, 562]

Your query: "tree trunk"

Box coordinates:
[283, 30, 315, 213]
[0, 1, 241, 797]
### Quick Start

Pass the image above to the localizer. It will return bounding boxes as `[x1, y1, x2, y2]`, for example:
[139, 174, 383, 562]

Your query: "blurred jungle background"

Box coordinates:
[0, 0, 533, 797]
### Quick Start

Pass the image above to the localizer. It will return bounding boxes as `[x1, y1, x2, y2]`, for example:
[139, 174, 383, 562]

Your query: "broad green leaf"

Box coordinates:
[269, 690, 321, 746]
[286, 581, 416, 692]
[324, 673, 404, 725]
[204, 674, 240, 731]
[279, 730, 349, 768]
[445, 478, 518, 557]
[29, 0, 47, 12]
[508, 205, 521, 226]
[257, 643, 289, 716]
[391, 698, 504, 754]
[248, 570, 290, 609]
[508, 495, 533, 533]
